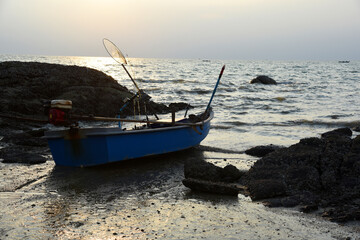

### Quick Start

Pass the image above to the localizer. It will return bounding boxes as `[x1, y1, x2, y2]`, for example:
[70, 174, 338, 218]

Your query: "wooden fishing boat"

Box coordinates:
[43, 39, 225, 167]
[44, 111, 213, 167]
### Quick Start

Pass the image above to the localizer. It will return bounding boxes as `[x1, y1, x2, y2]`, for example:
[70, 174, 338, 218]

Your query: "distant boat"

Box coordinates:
[338, 61, 350, 63]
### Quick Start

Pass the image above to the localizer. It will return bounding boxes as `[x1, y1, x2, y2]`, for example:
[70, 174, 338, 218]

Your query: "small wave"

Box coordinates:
[223, 121, 248, 126]
[172, 79, 186, 83]
[248, 119, 360, 128]
[144, 87, 162, 91]
[324, 114, 352, 119]
[189, 89, 212, 94]
[211, 125, 233, 130]
[288, 119, 360, 128]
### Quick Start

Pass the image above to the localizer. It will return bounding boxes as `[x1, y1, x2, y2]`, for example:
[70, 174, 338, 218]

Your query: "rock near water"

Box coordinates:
[250, 75, 277, 85]
[182, 127, 360, 223]
[0, 61, 173, 118]
[242, 127, 360, 222]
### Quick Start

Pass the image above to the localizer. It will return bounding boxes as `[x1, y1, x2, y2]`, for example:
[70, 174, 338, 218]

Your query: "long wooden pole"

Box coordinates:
[206, 65, 225, 113]
[121, 64, 141, 93]
[71, 115, 204, 127]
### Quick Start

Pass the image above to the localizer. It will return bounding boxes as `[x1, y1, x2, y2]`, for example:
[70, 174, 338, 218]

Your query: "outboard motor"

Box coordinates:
[48, 100, 72, 126]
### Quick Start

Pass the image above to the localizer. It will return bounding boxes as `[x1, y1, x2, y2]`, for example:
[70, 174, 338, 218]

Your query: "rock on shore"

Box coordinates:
[242, 127, 360, 222]
[0, 61, 171, 118]
[183, 127, 360, 223]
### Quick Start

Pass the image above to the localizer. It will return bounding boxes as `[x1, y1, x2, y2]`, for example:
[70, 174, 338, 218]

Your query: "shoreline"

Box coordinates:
[1, 154, 359, 239]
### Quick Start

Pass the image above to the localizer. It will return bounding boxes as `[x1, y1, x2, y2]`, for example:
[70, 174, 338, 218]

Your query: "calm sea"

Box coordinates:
[1, 55, 359, 152]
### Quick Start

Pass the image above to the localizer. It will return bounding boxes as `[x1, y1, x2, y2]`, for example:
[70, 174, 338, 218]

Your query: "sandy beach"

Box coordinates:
[1, 150, 359, 239]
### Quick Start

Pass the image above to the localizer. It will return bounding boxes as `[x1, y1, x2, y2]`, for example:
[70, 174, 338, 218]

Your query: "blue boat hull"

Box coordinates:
[45, 112, 213, 167]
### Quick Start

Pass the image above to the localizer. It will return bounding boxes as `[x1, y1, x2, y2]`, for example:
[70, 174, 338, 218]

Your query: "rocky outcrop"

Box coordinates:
[242, 127, 360, 222]
[0, 61, 176, 118]
[250, 75, 277, 85]
[182, 127, 360, 222]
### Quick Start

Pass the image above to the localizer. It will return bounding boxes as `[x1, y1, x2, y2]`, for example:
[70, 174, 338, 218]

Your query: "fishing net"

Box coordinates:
[103, 38, 127, 65]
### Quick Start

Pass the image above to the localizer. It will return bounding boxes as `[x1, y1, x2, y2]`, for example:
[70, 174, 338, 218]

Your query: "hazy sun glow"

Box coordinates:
[0, 0, 359, 60]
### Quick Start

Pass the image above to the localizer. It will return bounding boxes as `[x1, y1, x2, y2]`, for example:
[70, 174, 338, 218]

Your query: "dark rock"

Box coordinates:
[0, 147, 47, 164]
[245, 144, 284, 157]
[0, 61, 132, 117]
[285, 166, 321, 192]
[250, 75, 277, 85]
[182, 156, 246, 195]
[264, 196, 301, 208]
[1, 129, 47, 147]
[184, 159, 223, 182]
[281, 196, 301, 207]
[221, 165, 245, 182]
[247, 179, 286, 200]
[0, 61, 189, 118]
[321, 127, 352, 138]
[184, 159, 244, 183]
[299, 137, 323, 146]
[240, 127, 360, 223]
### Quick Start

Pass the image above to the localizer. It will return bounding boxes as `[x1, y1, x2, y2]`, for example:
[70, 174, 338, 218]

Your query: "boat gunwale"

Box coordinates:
[44, 111, 213, 139]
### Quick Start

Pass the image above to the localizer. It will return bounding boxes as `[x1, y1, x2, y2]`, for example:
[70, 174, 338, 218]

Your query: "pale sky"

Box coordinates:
[0, 0, 359, 60]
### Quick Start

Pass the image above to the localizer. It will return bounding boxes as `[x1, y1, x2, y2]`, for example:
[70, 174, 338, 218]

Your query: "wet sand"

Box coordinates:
[1, 149, 359, 239]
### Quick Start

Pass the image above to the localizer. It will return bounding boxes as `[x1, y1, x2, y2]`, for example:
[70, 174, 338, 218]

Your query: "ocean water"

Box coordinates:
[1, 55, 359, 151]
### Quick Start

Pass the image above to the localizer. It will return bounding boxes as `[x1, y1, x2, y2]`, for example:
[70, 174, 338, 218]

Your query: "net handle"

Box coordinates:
[103, 38, 140, 93]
